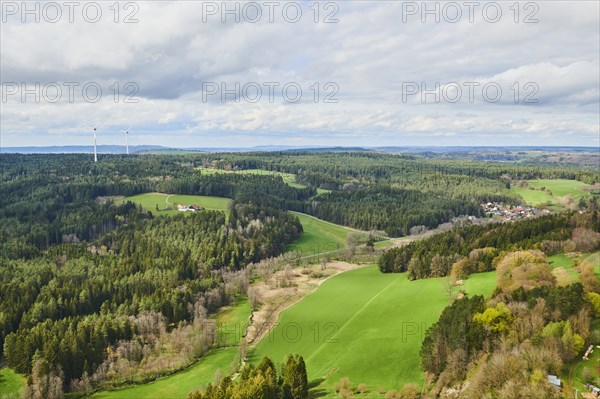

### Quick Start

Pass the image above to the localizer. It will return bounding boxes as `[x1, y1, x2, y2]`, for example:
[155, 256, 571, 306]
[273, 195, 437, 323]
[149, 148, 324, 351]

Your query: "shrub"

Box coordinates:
[398, 383, 420, 399]
[385, 390, 398, 399]
[585, 292, 600, 316]
[355, 383, 368, 394]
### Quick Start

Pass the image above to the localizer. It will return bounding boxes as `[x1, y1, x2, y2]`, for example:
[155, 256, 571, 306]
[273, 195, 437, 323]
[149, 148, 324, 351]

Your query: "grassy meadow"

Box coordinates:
[121, 193, 231, 216]
[547, 251, 600, 285]
[285, 212, 368, 258]
[511, 179, 595, 209]
[90, 348, 239, 399]
[547, 253, 581, 285]
[198, 167, 306, 189]
[88, 266, 496, 399]
[250, 266, 497, 397]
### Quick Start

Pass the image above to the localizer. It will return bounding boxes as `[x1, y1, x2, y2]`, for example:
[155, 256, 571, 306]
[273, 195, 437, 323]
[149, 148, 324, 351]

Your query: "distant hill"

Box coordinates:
[2, 145, 597, 154]
[371, 146, 598, 153]
[0, 145, 168, 154]
[282, 146, 372, 153]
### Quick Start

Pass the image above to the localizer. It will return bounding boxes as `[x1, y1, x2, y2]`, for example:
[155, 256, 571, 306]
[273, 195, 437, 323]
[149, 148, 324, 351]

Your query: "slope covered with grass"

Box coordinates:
[251, 266, 496, 397]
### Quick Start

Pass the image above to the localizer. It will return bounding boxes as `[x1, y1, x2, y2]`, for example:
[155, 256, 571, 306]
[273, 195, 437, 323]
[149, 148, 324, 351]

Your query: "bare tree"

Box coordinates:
[25, 358, 64, 399]
[247, 286, 262, 311]
[443, 279, 457, 302]
[347, 235, 357, 256]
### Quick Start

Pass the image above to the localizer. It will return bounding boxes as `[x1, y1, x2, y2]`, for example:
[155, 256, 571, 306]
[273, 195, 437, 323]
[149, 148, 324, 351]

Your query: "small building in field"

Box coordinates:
[178, 204, 204, 212]
[547, 375, 561, 389]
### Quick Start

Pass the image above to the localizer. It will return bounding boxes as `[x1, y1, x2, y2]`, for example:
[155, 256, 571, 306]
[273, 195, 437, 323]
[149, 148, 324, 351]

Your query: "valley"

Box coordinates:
[0, 150, 598, 399]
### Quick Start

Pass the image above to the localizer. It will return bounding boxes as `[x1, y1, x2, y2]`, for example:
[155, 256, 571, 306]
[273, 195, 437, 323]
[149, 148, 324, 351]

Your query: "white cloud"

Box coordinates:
[1, 0, 598, 147]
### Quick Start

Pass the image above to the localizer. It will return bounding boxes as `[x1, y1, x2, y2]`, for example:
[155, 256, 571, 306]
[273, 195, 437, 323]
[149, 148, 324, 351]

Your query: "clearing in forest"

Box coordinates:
[121, 193, 231, 215]
[511, 179, 595, 210]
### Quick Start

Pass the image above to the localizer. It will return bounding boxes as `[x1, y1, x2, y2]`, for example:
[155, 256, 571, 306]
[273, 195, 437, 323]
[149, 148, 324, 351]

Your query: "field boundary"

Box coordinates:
[247, 262, 372, 347]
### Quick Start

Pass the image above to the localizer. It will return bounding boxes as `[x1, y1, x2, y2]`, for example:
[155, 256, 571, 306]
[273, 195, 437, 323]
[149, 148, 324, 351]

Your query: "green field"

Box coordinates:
[0, 367, 25, 399]
[373, 237, 410, 250]
[121, 193, 231, 216]
[90, 348, 238, 399]
[251, 266, 497, 397]
[547, 252, 600, 285]
[91, 299, 251, 399]
[547, 253, 581, 285]
[512, 179, 594, 209]
[286, 212, 368, 258]
[198, 167, 307, 189]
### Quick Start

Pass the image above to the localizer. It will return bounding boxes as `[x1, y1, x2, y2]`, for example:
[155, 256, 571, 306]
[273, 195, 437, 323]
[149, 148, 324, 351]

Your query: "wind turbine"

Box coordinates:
[122, 127, 131, 155]
[92, 124, 98, 162]
[81, 122, 100, 162]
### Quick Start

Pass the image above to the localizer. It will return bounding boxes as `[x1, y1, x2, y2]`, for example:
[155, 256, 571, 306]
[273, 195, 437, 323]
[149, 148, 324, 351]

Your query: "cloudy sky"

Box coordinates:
[1, 0, 599, 148]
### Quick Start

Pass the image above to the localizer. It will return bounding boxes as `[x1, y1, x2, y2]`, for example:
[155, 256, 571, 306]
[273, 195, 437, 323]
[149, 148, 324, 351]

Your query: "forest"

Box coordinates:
[1, 204, 301, 391]
[3, 151, 597, 247]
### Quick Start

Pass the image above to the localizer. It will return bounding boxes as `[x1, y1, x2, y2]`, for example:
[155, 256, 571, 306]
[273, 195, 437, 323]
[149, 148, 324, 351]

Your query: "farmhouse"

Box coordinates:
[177, 204, 204, 212]
[547, 375, 561, 389]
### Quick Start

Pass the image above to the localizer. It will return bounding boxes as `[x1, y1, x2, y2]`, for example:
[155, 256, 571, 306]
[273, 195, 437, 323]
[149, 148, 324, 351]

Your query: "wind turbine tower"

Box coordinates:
[125, 127, 131, 155]
[93, 126, 98, 162]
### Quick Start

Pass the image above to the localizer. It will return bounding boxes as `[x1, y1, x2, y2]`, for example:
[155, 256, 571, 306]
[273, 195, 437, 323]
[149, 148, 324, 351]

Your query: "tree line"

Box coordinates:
[379, 211, 599, 279]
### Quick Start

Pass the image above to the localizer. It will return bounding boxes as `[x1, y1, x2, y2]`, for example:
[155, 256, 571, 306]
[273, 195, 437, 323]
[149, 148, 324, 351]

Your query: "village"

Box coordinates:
[480, 201, 548, 221]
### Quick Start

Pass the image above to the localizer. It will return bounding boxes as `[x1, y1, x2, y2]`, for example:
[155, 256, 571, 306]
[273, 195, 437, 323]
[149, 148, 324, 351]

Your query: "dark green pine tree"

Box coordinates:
[282, 354, 309, 399]
[282, 355, 297, 399]
[296, 356, 308, 399]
